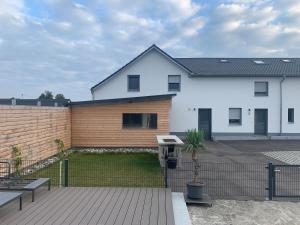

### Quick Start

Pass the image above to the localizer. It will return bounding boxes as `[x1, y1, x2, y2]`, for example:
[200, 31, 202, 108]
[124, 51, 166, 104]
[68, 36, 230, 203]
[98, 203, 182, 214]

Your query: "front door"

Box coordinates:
[255, 109, 268, 135]
[198, 109, 212, 140]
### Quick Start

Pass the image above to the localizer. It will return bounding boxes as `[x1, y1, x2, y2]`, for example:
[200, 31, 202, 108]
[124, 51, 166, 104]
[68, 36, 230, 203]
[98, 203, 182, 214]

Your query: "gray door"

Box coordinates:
[198, 109, 212, 140]
[255, 109, 268, 135]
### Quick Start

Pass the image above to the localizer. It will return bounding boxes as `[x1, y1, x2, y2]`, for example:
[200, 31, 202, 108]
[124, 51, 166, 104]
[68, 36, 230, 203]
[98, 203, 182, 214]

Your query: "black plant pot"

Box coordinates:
[167, 157, 177, 169]
[187, 182, 205, 199]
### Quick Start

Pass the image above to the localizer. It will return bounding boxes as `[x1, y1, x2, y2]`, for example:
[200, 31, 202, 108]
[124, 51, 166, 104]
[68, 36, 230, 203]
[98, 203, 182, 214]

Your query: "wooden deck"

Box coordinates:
[0, 187, 175, 225]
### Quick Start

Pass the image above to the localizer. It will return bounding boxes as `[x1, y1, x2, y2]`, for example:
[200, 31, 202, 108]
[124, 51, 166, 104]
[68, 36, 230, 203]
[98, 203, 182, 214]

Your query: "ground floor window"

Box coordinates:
[122, 113, 157, 129]
[288, 108, 294, 123]
[229, 108, 242, 125]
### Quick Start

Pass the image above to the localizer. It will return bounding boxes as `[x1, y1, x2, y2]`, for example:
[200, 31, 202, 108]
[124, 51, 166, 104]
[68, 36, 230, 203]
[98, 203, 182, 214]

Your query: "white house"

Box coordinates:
[90, 45, 300, 140]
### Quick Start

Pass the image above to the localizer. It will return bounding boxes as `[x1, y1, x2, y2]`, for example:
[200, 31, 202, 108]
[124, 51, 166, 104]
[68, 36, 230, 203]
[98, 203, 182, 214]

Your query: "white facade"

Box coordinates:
[92, 48, 300, 140]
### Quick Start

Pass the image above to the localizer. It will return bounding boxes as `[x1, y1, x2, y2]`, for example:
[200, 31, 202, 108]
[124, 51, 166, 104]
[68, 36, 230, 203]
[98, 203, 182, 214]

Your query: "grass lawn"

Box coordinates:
[29, 152, 164, 187]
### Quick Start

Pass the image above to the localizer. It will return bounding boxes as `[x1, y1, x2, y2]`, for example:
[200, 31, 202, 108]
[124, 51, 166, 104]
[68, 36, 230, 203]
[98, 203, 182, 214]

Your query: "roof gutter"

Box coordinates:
[279, 75, 286, 135]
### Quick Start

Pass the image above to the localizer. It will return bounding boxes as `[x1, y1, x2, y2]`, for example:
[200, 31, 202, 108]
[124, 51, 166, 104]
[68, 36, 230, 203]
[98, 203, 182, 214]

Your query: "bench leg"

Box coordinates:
[19, 196, 22, 210]
[32, 191, 35, 202]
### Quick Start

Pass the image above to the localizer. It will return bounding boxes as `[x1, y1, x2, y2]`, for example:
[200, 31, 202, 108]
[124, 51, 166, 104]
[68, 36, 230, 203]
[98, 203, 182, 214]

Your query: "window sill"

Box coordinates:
[127, 90, 140, 92]
[254, 94, 268, 97]
[122, 127, 157, 130]
[229, 123, 242, 126]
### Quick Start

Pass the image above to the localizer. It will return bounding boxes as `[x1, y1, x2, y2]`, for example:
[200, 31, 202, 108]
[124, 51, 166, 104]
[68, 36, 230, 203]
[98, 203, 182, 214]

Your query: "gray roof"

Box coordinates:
[175, 58, 300, 77]
[70, 94, 176, 107]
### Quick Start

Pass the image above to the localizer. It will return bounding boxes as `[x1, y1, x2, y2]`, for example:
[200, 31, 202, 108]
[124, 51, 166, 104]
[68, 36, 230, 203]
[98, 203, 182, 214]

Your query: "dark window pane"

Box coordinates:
[168, 75, 181, 91]
[168, 83, 180, 91]
[149, 114, 157, 129]
[288, 108, 294, 123]
[128, 75, 140, 91]
[229, 119, 241, 124]
[123, 114, 142, 127]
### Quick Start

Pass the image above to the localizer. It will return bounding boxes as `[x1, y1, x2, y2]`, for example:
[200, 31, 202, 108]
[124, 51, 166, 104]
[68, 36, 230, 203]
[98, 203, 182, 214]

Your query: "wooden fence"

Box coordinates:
[0, 106, 71, 160]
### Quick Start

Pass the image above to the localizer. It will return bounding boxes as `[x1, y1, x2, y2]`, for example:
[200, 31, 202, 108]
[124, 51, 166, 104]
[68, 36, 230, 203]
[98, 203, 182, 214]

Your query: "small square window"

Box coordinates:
[229, 108, 242, 125]
[128, 75, 140, 92]
[255, 82, 268, 96]
[288, 108, 294, 123]
[168, 75, 181, 92]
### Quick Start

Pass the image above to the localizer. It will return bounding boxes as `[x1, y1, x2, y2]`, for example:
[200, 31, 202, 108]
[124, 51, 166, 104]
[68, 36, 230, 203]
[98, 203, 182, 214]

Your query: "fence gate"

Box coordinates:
[268, 163, 300, 199]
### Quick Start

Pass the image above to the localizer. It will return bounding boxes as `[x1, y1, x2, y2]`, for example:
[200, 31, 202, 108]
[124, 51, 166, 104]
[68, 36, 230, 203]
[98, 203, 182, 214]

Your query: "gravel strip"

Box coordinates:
[188, 200, 300, 225]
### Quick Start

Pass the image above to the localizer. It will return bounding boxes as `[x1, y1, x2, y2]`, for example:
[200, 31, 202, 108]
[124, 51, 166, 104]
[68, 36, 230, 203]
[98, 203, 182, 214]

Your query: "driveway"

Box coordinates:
[188, 200, 300, 225]
[182, 140, 300, 164]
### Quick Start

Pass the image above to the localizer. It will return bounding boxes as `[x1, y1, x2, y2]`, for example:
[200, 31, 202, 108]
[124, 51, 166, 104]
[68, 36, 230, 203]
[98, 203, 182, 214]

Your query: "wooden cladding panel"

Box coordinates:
[71, 99, 171, 147]
[0, 106, 71, 160]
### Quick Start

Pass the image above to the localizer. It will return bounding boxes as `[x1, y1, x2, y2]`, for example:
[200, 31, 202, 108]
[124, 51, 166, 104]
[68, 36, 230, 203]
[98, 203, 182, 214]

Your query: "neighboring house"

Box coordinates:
[89, 44, 300, 141]
[0, 98, 70, 107]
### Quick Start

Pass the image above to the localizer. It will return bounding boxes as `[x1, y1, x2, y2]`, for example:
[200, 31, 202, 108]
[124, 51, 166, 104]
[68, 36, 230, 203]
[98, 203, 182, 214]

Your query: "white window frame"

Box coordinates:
[255, 82, 268, 96]
[229, 108, 242, 125]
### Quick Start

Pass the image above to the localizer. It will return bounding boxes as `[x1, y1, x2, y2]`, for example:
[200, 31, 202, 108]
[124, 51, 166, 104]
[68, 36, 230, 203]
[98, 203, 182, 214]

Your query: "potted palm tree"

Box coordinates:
[185, 129, 205, 199]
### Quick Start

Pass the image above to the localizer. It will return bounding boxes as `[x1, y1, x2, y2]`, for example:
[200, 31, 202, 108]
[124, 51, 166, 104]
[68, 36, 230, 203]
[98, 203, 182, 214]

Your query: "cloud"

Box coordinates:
[0, 0, 300, 100]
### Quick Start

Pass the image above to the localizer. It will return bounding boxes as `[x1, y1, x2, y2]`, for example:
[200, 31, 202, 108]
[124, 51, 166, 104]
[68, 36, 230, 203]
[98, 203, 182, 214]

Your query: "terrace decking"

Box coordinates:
[0, 187, 175, 225]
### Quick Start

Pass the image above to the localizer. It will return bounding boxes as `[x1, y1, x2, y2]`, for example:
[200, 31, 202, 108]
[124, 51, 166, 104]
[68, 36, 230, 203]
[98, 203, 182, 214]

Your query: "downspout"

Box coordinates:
[279, 75, 286, 135]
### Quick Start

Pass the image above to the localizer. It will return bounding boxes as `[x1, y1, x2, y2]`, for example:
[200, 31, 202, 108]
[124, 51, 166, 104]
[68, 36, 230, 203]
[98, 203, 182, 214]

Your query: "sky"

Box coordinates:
[0, 0, 300, 100]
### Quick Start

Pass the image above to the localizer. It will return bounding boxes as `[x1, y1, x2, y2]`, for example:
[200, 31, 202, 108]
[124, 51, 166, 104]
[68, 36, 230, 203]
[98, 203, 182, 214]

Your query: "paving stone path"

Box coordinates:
[263, 151, 300, 165]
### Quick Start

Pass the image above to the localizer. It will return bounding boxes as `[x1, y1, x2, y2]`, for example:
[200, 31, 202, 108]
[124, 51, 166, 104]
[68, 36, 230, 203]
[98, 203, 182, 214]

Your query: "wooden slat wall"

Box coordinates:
[71, 99, 171, 147]
[0, 106, 71, 160]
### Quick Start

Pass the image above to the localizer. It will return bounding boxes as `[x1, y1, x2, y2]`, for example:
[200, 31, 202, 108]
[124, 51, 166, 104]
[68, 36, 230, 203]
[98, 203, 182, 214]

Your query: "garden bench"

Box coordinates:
[0, 192, 22, 210]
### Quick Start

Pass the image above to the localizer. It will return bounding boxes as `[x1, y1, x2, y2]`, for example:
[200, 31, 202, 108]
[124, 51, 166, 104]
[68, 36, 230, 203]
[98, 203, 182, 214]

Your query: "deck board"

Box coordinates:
[0, 187, 175, 225]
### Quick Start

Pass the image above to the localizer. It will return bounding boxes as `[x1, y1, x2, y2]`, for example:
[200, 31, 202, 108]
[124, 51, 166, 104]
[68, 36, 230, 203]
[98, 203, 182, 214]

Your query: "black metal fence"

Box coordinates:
[166, 160, 268, 200]
[268, 163, 300, 199]
[2, 157, 300, 201]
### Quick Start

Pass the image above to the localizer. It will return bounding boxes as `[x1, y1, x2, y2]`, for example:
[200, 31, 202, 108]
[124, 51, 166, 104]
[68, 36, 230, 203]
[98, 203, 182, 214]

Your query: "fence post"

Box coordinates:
[164, 153, 168, 188]
[267, 162, 273, 200]
[64, 159, 69, 187]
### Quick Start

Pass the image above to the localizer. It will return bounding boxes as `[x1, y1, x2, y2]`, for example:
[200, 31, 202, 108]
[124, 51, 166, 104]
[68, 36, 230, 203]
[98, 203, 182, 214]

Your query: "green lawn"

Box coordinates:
[28, 152, 164, 187]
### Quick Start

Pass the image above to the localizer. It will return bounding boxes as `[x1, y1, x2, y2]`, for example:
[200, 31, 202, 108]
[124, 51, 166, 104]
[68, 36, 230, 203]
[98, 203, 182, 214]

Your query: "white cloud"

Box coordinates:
[0, 0, 300, 100]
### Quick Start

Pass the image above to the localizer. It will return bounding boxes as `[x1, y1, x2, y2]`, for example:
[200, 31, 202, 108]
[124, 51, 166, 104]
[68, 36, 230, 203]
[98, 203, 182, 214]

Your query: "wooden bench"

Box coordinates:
[0, 192, 22, 210]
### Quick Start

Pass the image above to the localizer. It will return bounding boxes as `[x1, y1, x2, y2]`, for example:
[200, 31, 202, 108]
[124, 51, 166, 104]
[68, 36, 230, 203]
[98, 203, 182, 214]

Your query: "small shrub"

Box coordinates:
[11, 146, 22, 178]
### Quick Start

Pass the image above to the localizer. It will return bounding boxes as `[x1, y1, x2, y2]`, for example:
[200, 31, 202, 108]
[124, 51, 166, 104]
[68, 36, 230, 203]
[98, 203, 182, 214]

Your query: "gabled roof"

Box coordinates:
[175, 58, 300, 77]
[70, 94, 176, 107]
[91, 44, 192, 91]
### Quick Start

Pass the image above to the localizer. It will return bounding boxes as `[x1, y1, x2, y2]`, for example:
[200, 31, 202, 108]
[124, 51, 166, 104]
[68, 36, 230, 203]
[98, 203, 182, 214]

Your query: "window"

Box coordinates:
[288, 108, 294, 123]
[254, 60, 265, 64]
[122, 113, 157, 129]
[220, 59, 229, 63]
[282, 59, 292, 63]
[229, 108, 242, 125]
[128, 75, 140, 91]
[168, 75, 181, 92]
[255, 82, 268, 96]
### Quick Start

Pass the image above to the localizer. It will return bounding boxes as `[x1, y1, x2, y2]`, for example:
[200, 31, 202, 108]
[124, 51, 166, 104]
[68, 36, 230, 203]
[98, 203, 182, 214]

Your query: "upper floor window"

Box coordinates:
[255, 82, 268, 96]
[122, 113, 157, 129]
[128, 75, 140, 92]
[168, 75, 181, 92]
[288, 108, 294, 123]
[229, 108, 242, 125]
